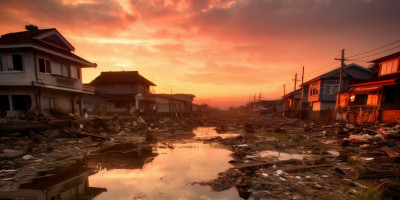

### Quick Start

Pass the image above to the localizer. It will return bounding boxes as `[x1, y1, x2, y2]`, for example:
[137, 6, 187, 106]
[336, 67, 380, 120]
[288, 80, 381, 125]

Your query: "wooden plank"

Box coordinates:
[284, 164, 333, 173]
[381, 146, 398, 158]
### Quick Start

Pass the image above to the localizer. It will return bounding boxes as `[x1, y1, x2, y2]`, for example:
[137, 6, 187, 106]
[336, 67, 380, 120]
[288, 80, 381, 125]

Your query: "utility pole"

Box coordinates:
[335, 49, 345, 113]
[283, 84, 286, 97]
[336, 49, 345, 92]
[292, 73, 297, 118]
[300, 66, 304, 119]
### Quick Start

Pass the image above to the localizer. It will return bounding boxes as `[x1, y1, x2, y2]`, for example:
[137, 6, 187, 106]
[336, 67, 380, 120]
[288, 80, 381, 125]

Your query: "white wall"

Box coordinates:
[0, 51, 36, 85]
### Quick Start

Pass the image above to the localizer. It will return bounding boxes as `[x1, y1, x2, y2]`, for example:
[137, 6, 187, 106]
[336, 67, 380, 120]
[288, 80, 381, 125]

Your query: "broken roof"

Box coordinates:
[0, 26, 96, 67]
[90, 71, 156, 86]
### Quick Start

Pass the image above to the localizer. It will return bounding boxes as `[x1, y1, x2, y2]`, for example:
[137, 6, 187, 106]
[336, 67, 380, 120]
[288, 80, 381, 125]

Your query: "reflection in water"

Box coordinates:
[90, 142, 241, 200]
[85, 143, 158, 170]
[193, 127, 241, 139]
[0, 163, 106, 200]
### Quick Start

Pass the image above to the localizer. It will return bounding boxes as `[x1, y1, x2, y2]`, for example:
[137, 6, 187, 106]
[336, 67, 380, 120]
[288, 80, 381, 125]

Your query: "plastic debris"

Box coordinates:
[22, 155, 33, 160]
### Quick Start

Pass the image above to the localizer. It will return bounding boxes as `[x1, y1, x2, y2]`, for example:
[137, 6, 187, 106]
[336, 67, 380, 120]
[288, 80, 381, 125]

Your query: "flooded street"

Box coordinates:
[90, 128, 242, 200]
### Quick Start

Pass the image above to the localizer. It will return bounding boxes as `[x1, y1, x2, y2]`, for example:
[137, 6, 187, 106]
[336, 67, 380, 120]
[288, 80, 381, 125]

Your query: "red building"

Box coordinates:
[337, 52, 400, 123]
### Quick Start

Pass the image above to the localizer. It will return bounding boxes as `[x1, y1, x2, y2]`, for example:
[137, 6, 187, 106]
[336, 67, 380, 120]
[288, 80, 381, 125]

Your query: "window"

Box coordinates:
[350, 94, 367, 106]
[70, 65, 77, 79]
[51, 62, 62, 75]
[379, 58, 399, 76]
[367, 94, 378, 106]
[0, 95, 10, 110]
[61, 64, 70, 77]
[39, 58, 51, 73]
[11, 95, 31, 111]
[0, 54, 23, 71]
[12, 54, 23, 71]
[309, 82, 319, 96]
[324, 80, 339, 95]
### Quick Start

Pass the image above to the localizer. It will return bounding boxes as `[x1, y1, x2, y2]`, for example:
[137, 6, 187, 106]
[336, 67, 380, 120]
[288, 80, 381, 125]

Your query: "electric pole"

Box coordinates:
[336, 49, 345, 92]
[300, 66, 304, 119]
[283, 84, 286, 117]
[283, 84, 286, 97]
[292, 73, 297, 118]
[335, 49, 345, 113]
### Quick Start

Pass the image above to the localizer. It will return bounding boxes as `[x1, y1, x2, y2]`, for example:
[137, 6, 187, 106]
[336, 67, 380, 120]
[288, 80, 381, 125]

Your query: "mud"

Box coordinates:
[0, 111, 399, 199]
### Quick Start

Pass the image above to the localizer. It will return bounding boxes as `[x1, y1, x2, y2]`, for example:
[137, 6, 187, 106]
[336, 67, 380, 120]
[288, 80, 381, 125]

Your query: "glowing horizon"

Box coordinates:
[1, 0, 399, 108]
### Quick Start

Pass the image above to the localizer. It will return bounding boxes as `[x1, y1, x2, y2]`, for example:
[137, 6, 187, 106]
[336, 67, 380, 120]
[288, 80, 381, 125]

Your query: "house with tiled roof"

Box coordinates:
[84, 71, 156, 115]
[0, 25, 96, 117]
[337, 52, 400, 123]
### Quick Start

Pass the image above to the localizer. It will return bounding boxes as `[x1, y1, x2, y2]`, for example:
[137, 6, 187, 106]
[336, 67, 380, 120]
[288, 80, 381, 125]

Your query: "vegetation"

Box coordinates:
[357, 184, 383, 200]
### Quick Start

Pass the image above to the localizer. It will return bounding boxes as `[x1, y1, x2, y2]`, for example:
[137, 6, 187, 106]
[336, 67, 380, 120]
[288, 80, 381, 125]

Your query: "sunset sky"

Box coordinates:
[1, 0, 400, 108]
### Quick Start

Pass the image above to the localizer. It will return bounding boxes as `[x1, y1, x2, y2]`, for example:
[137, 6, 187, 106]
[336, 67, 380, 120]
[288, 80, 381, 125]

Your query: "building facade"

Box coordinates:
[337, 52, 400, 123]
[0, 25, 96, 117]
[84, 71, 156, 115]
[302, 63, 372, 120]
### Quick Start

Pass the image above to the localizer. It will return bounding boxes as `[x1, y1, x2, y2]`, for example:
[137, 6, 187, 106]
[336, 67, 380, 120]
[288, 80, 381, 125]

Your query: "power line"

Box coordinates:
[347, 39, 400, 59]
[305, 63, 337, 75]
[304, 53, 341, 75]
[305, 64, 339, 76]
[346, 45, 400, 61]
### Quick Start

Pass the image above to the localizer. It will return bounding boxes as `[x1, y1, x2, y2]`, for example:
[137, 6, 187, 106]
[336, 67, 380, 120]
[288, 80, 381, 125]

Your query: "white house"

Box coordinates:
[0, 25, 96, 117]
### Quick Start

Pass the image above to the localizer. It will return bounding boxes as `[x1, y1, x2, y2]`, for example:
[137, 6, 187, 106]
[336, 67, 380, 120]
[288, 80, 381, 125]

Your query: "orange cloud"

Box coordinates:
[1, 0, 400, 108]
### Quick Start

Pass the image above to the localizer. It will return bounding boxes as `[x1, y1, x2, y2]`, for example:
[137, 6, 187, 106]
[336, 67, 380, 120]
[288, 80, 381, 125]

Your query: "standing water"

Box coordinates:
[90, 127, 242, 200]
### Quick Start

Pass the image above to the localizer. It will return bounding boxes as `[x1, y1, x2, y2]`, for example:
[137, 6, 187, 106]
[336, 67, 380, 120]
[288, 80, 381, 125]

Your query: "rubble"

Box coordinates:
[0, 110, 399, 199]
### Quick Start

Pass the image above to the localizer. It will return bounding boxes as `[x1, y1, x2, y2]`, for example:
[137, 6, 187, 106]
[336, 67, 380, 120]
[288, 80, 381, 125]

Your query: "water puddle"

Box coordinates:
[193, 127, 241, 139]
[0, 128, 242, 200]
[90, 142, 241, 200]
[256, 150, 304, 161]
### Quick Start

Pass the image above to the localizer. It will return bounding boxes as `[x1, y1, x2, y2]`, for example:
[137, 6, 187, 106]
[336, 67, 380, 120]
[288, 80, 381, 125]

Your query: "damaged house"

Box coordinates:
[337, 52, 400, 123]
[302, 63, 372, 121]
[0, 25, 97, 117]
[155, 94, 195, 116]
[84, 71, 156, 115]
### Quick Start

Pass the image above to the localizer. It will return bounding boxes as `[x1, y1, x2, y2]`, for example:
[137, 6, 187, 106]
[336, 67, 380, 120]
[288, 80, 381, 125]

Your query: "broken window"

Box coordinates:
[39, 58, 51, 73]
[0, 54, 23, 71]
[350, 94, 367, 106]
[0, 95, 10, 110]
[11, 95, 31, 111]
[12, 54, 23, 71]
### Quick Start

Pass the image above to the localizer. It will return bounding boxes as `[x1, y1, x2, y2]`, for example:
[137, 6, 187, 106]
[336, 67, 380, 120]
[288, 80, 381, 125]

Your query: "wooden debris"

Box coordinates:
[235, 159, 299, 170]
[76, 131, 110, 140]
[381, 146, 398, 158]
[284, 164, 333, 173]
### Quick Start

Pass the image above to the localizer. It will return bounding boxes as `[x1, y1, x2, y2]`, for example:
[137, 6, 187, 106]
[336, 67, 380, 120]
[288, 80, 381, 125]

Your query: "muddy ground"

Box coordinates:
[0, 111, 399, 199]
